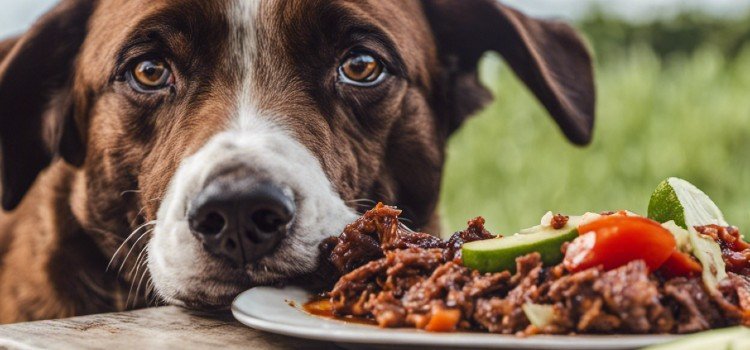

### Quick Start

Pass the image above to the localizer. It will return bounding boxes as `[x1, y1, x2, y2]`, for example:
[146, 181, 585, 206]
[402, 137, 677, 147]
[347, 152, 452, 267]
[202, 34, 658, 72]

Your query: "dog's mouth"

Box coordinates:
[152, 244, 295, 308]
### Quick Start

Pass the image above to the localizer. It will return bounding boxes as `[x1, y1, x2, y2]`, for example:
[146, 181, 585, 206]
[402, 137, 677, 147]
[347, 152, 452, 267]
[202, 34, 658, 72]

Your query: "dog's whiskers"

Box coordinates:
[126, 244, 148, 282]
[346, 198, 380, 215]
[127, 206, 148, 229]
[115, 227, 154, 276]
[106, 221, 156, 272]
[345, 198, 377, 204]
[125, 261, 141, 308]
[346, 199, 417, 229]
[126, 251, 149, 309]
[398, 222, 416, 233]
[131, 257, 150, 309]
[120, 189, 142, 197]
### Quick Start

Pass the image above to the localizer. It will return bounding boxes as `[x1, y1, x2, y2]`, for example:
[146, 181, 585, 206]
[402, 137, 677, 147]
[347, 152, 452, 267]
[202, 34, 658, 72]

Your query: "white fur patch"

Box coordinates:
[230, 0, 262, 131]
[147, 0, 357, 306]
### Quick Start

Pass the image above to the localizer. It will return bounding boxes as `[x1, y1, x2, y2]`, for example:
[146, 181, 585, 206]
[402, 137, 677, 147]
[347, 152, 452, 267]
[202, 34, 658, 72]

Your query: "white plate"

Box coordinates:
[232, 286, 680, 349]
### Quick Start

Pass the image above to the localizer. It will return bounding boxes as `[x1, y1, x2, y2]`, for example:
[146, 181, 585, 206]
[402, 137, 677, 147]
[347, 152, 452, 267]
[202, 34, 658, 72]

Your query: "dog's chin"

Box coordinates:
[160, 279, 253, 311]
[170, 292, 240, 311]
[150, 230, 323, 309]
[160, 270, 296, 310]
[161, 269, 311, 310]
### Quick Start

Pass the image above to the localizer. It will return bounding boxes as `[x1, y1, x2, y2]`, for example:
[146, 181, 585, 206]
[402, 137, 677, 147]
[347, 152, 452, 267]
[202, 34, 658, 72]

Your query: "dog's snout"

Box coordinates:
[188, 176, 295, 267]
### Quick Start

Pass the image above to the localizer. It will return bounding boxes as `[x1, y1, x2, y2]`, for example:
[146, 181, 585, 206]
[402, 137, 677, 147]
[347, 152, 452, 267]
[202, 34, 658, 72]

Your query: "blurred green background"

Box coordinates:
[439, 9, 750, 239]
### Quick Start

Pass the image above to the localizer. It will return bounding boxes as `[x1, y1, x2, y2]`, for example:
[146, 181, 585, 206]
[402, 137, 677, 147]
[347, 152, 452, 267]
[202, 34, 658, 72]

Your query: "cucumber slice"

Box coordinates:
[462, 216, 580, 273]
[730, 337, 750, 350]
[643, 326, 750, 350]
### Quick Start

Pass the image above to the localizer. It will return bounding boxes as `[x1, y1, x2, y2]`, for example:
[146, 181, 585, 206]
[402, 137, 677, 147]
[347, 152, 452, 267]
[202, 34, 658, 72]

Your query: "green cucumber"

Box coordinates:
[462, 216, 580, 273]
[643, 326, 750, 350]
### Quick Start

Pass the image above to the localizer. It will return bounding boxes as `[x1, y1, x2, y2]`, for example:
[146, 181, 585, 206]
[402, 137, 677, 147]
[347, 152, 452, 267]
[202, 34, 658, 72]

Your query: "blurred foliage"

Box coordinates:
[579, 7, 750, 61]
[439, 11, 750, 239]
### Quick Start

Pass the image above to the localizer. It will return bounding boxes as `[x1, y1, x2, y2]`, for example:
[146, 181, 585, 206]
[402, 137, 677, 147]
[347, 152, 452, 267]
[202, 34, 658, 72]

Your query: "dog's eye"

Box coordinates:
[339, 52, 386, 86]
[129, 59, 173, 91]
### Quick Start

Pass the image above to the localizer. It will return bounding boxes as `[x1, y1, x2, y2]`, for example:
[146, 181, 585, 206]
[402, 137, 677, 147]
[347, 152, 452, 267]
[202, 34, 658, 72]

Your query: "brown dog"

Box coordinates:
[0, 0, 594, 323]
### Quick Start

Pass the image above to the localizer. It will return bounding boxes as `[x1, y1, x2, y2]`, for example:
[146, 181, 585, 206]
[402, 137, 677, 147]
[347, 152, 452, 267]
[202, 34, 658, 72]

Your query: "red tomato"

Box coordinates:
[658, 250, 703, 279]
[564, 216, 676, 273]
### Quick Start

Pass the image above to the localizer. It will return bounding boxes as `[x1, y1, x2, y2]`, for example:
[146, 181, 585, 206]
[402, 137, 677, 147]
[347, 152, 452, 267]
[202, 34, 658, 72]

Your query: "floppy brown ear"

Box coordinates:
[0, 0, 94, 211]
[422, 0, 596, 145]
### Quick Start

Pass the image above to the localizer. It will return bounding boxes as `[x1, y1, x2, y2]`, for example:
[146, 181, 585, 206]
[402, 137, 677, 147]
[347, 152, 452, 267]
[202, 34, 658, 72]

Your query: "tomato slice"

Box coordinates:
[564, 216, 676, 273]
[658, 250, 703, 279]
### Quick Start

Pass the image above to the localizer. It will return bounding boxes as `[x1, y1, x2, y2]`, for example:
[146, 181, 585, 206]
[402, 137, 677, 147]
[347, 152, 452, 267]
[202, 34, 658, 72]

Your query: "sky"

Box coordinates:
[1, 0, 749, 39]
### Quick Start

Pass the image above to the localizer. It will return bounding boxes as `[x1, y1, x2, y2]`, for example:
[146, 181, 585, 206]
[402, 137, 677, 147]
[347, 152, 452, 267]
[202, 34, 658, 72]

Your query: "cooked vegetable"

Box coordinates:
[424, 308, 461, 332]
[522, 303, 555, 329]
[462, 216, 581, 273]
[564, 215, 676, 273]
[662, 220, 692, 252]
[689, 230, 728, 294]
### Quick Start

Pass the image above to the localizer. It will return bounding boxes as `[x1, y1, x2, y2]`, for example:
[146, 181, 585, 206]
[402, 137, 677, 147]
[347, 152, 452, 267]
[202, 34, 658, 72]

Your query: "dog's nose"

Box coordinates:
[188, 177, 295, 267]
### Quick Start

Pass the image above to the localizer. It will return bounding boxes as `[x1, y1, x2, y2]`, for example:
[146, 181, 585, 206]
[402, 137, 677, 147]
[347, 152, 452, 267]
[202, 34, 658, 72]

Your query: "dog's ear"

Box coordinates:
[0, 0, 94, 211]
[422, 0, 595, 145]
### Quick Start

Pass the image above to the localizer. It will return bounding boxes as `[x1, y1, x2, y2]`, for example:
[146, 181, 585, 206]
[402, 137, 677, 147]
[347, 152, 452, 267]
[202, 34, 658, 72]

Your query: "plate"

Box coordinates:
[232, 286, 679, 349]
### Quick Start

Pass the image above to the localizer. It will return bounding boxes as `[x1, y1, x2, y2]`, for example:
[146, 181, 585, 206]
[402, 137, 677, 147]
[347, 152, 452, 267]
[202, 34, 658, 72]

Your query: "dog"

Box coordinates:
[0, 0, 594, 323]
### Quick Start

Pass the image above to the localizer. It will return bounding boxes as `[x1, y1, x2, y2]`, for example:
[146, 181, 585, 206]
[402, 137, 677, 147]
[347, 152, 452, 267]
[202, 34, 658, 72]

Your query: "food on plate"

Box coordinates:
[312, 178, 750, 335]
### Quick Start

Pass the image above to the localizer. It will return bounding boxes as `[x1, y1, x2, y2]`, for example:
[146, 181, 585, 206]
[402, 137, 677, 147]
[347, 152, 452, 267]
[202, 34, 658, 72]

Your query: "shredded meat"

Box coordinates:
[325, 203, 444, 277]
[473, 254, 544, 333]
[695, 225, 750, 275]
[546, 263, 674, 334]
[443, 217, 495, 262]
[550, 214, 570, 230]
[718, 273, 750, 326]
[319, 204, 750, 335]
[663, 277, 721, 333]
[593, 261, 673, 333]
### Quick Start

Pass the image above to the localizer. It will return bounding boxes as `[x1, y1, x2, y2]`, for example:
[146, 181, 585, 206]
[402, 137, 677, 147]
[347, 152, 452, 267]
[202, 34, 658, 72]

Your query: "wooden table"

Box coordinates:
[0, 306, 339, 349]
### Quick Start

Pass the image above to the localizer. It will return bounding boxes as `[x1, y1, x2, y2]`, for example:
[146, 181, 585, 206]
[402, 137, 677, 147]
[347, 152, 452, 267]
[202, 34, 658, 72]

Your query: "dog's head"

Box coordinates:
[0, 0, 594, 308]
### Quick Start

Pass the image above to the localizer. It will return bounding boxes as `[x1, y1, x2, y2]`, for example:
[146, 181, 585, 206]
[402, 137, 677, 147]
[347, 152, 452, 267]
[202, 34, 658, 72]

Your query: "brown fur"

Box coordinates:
[0, 0, 594, 323]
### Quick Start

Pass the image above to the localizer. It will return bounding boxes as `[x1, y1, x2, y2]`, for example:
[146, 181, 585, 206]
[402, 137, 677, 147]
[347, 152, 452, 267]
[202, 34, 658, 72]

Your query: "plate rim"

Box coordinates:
[232, 286, 681, 349]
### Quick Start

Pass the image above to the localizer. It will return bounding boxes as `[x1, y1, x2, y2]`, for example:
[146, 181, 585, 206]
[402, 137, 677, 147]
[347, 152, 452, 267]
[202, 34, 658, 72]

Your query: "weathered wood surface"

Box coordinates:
[0, 306, 337, 349]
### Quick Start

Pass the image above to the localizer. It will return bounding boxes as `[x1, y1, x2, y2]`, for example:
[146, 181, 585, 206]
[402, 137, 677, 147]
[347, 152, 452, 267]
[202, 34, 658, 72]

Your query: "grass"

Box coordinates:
[439, 45, 750, 239]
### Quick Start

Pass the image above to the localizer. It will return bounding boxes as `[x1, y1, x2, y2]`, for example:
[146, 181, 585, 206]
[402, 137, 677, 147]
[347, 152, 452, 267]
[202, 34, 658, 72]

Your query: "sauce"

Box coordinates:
[302, 297, 377, 326]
